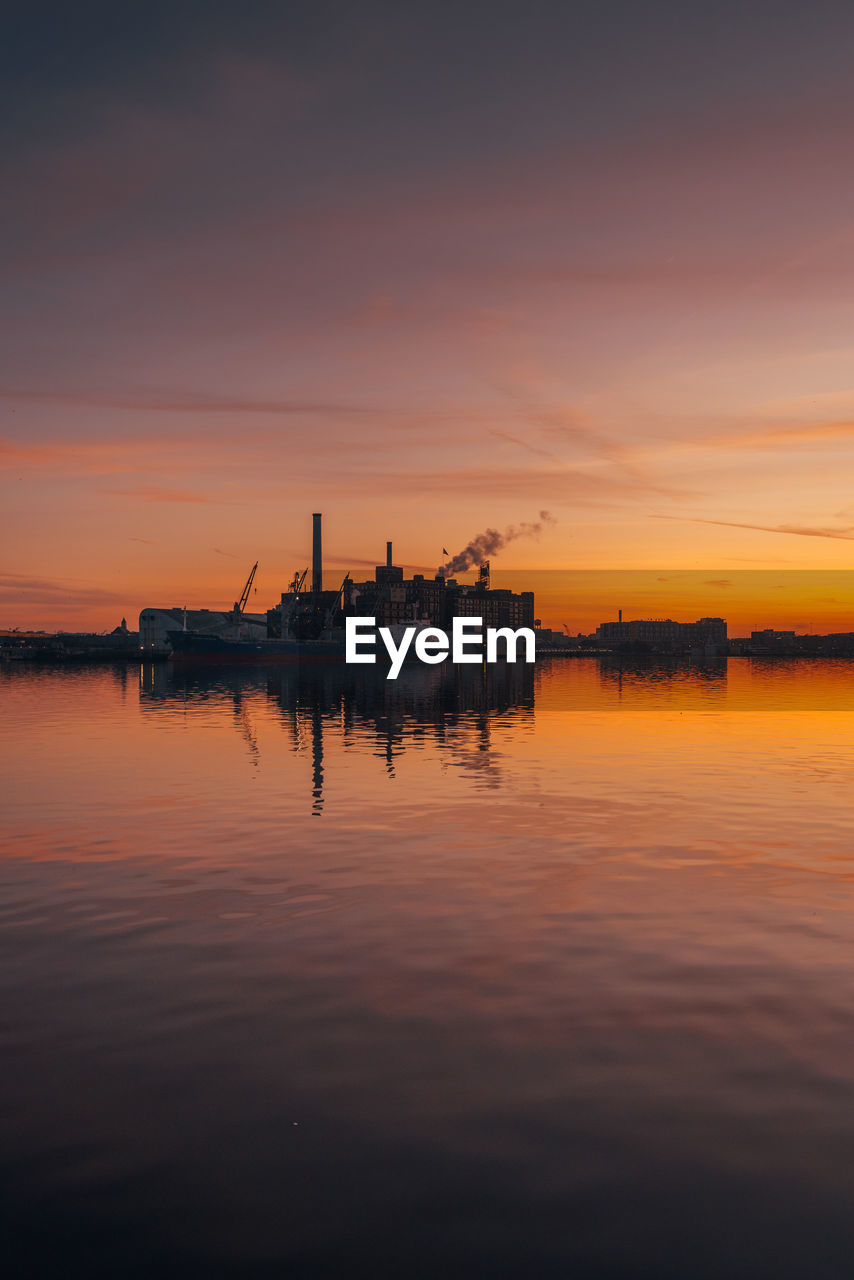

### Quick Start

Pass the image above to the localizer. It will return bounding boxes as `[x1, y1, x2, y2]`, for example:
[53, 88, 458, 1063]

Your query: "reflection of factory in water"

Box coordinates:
[139, 659, 535, 812]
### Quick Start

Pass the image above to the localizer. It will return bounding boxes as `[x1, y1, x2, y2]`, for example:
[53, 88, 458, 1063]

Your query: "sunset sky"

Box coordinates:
[3, 1, 854, 630]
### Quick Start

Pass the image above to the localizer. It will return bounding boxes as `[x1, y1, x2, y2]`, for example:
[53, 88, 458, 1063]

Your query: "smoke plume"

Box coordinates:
[440, 511, 555, 574]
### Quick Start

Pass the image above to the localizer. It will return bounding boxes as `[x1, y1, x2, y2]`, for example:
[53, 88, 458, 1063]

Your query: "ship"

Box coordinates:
[167, 628, 348, 663]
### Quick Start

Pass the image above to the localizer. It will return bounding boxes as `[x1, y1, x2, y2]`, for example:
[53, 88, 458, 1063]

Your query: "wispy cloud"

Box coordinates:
[654, 515, 854, 542]
[347, 466, 689, 503]
[0, 573, 128, 608]
[682, 418, 854, 453]
[101, 486, 233, 504]
[0, 435, 194, 475]
[0, 387, 377, 416]
[488, 428, 564, 464]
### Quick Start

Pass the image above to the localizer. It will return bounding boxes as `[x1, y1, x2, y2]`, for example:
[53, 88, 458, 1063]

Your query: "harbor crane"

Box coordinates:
[235, 562, 258, 614]
[289, 568, 309, 594]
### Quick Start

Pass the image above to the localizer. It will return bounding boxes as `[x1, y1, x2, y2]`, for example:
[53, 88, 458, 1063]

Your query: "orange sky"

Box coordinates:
[492, 571, 854, 636]
[3, 5, 854, 632]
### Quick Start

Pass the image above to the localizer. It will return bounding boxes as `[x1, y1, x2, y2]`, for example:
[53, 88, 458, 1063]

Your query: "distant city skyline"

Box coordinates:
[6, 562, 854, 641]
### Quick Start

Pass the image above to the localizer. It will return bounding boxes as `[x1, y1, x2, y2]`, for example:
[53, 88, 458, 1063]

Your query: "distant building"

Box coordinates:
[596, 617, 727, 651]
[750, 629, 796, 644]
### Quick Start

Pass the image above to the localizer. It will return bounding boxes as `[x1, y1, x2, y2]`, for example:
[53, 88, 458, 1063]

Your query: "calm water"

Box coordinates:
[3, 657, 854, 1277]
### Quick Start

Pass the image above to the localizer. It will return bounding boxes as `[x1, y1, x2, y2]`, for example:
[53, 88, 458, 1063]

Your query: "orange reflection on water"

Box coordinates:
[4, 658, 854, 1268]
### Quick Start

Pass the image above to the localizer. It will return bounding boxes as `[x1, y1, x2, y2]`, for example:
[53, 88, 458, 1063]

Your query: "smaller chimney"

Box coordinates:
[386, 541, 393, 568]
[618, 608, 622, 623]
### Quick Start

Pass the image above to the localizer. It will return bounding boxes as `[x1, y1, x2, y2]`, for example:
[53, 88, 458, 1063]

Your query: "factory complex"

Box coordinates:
[140, 513, 536, 660]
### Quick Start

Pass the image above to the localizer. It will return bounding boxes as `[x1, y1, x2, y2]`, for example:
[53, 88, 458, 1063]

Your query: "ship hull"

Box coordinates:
[167, 631, 346, 663]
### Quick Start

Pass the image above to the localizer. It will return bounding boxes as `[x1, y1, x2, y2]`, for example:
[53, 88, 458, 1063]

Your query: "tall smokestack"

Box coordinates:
[312, 513, 322, 594]
[386, 541, 393, 568]
[618, 608, 622, 623]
